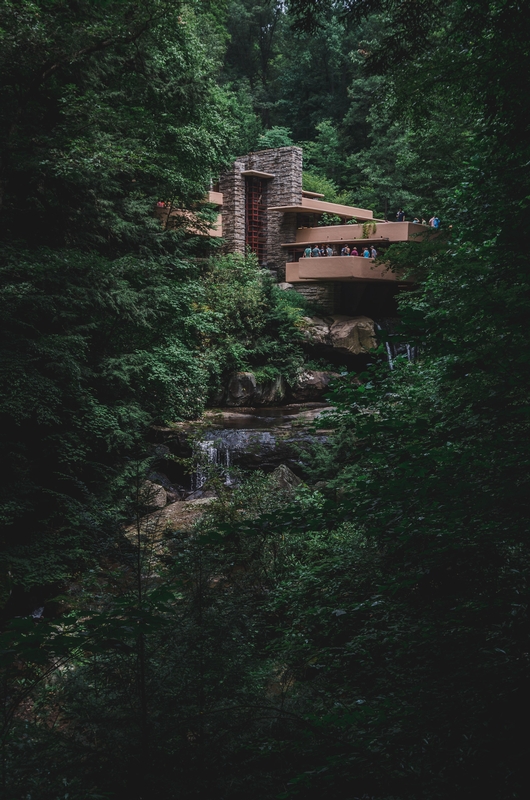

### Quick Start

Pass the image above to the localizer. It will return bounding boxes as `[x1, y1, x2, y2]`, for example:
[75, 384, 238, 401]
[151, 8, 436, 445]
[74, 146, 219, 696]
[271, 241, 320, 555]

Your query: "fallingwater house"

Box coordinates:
[159, 146, 427, 317]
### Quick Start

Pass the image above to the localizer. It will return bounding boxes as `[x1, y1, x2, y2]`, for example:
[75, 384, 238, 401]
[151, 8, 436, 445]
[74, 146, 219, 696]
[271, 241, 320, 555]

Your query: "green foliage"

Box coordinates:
[302, 172, 353, 211]
[317, 212, 342, 226]
[301, 171, 339, 201]
[0, 0, 241, 254]
[361, 221, 377, 237]
[301, 120, 344, 182]
[256, 125, 294, 149]
[0, 249, 210, 585]
[3, 1, 530, 798]
[0, 2, 306, 594]
[201, 252, 306, 392]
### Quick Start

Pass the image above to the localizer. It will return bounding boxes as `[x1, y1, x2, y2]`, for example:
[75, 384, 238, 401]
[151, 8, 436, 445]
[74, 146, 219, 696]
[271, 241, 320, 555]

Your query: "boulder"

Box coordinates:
[277, 282, 294, 291]
[272, 464, 302, 492]
[300, 315, 377, 355]
[226, 372, 257, 406]
[141, 480, 167, 509]
[290, 370, 338, 401]
[329, 315, 377, 355]
[301, 316, 333, 346]
[253, 375, 286, 405]
[226, 372, 286, 406]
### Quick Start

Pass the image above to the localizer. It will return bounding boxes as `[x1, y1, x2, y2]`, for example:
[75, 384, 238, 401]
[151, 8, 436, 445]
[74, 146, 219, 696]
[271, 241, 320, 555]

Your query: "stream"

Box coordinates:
[151, 403, 332, 496]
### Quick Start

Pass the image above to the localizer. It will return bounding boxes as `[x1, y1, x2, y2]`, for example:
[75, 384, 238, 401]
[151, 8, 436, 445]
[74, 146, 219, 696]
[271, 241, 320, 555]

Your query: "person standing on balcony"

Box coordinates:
[396, 208, 406, 222]
[370, 246, 377, 258]
[363, 247, 371, 258]
[304, 246, 312, 258]
[326, 245, 333, 257]
[341, 244, 350, 255]
[311, 245, 321, 257]
[351, 246, 359, 256]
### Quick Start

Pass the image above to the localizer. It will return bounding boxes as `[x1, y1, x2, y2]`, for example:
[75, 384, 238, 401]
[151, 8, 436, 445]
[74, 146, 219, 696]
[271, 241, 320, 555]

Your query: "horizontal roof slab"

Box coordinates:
[269, 196, 374, 220]
[241, 169, 275, 179]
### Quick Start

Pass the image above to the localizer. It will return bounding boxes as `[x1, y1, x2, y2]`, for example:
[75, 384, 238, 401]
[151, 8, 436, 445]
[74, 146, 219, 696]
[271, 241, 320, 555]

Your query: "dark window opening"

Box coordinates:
[245, 177, 266, 264]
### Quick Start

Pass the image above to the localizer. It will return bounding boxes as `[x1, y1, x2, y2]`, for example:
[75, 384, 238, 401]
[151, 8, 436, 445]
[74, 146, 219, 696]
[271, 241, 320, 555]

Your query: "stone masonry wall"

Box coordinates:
[291, 282, 336, 314]
[219, 156, 246, 254]
[219, 147, 303, 273]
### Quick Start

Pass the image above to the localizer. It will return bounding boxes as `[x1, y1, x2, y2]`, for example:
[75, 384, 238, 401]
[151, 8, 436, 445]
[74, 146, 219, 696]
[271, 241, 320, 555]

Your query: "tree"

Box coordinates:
[256, 125, 294, 149]
[0, 0, 243, 594]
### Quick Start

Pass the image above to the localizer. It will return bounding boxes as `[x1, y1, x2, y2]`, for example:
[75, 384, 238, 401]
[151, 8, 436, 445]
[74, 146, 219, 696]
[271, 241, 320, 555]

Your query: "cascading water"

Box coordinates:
[188, 414, 328, 491]
[192, 438, 232, 490]
[375, 320, 418, 369]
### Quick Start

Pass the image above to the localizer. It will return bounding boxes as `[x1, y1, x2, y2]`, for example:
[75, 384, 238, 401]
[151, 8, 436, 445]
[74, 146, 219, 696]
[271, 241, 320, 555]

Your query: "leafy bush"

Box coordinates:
[256, 126, 294, 149]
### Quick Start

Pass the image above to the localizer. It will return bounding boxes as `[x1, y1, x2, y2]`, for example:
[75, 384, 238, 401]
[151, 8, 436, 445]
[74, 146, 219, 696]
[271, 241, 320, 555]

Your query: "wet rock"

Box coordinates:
[147, 471, 184, 503]
[186, 496, 217, 506]
[226, 372, 286, 406]
[272, 464, 302, 492]
[226, 372, 257, 406]
[254, 375, 286, 405]
[329, 315, 377, 355]
[290, 370, 338, 401]
[141, 481, 167, 509]
[185, 488, 217, 501]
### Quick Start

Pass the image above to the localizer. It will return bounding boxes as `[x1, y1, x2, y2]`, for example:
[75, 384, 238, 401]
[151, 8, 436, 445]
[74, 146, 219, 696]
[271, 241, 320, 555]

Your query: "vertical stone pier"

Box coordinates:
[220, 146, 302, 276]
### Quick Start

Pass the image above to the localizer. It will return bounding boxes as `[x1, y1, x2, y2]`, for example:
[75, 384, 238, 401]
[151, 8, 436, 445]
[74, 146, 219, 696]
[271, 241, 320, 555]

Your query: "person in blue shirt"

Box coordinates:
[363, 248, 370, 258]
[311, 245, 321, 257]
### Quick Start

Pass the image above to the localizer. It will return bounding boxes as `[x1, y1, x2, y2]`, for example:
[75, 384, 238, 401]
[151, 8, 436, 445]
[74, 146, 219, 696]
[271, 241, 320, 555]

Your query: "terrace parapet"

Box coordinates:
[286, 256, 412, 284]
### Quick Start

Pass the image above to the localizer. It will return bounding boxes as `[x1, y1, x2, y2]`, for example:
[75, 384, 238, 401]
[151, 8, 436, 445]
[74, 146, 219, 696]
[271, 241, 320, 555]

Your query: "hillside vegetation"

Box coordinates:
[1, 1, 529, 798]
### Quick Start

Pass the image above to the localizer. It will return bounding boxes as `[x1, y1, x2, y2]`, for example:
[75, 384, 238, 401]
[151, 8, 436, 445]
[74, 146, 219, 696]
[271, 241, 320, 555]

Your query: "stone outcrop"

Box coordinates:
[226, 372, 257, 406]
[226, 372, 286, 406]
[290, 370, 338, 402]
[329, 315, 378, 354]
[141, 480, 167, 509]
[301, 316, 332, 346]
[253, 375, 286, 405]
[301, 314, 377, 355]
[272, 464, 302, 492]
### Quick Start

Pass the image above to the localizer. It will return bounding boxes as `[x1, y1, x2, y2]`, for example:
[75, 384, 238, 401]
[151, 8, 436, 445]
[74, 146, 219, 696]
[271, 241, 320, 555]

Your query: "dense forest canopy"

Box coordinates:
[1, 1, 530, 798]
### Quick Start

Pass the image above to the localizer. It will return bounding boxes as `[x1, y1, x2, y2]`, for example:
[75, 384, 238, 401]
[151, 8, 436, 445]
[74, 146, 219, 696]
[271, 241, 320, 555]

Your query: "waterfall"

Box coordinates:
[192, 438, 232, 490]
[384, 340, 394, 371]
[375, 321, 417, 369]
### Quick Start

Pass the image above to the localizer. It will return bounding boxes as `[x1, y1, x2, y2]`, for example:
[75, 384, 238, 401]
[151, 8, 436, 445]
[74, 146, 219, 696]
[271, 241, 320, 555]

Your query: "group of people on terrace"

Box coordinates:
[303, 244, 377, 259]
[398, 208, 441, 228]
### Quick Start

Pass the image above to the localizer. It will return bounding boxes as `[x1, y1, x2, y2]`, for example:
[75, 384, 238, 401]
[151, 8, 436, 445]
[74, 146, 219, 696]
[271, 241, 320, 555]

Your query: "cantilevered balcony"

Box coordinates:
[286, 256, 409, 284]
[289, 221, 428, 247]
